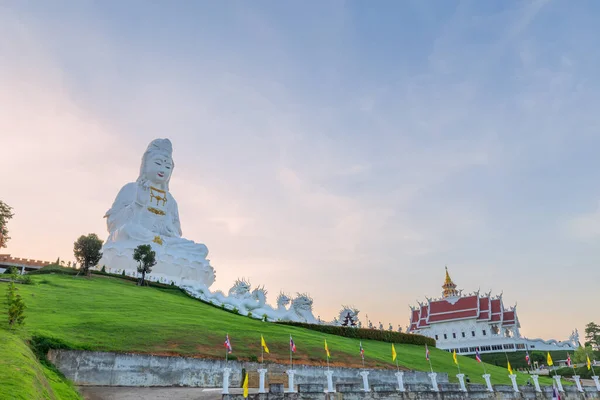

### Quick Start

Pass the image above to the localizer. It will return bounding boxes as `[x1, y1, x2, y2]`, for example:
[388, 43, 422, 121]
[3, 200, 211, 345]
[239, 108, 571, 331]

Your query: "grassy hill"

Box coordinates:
[0, 274, 557, 386]
[0, 329, 81, 400]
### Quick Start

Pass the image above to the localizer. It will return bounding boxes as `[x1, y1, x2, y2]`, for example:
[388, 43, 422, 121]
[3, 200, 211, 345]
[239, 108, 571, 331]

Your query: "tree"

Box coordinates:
[6, 270, 26, 328]
[73, 234, 103, 277]
[0, 200, 14, 248]
[574, 343, 589, 363]
[585, 322, 600, 349]
[133, 244, 156, 286]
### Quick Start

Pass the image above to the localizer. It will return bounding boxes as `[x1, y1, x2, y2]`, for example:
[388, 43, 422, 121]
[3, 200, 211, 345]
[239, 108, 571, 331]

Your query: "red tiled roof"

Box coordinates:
[503, 311, 515, 324]
[490, 298, 502, 313]
[428, 309, 479, 322]
[418, 306, 430, 328]
[429, 295, 479, 314]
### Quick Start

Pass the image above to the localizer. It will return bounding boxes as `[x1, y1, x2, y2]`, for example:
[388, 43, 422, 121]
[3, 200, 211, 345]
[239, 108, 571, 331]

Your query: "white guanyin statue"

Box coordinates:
[99, 138, 216, 287]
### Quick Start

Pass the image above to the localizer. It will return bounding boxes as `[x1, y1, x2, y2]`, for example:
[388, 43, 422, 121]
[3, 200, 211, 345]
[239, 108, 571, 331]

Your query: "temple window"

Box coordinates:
[482, 329, 487, 336]
[471, 331, 476, 337]
[435, 335, 439, 340]
[461, 332, 465, 338]
[444, 334, 447, 340]
[452, 333, 457, 339]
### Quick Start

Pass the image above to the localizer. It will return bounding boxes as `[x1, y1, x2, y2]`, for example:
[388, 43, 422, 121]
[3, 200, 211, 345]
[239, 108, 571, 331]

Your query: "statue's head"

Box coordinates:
[291, 293, 313, 312]
[138, 138, 174, 190]
[229, 278, 251, 297]
[276, 292, 291, 307]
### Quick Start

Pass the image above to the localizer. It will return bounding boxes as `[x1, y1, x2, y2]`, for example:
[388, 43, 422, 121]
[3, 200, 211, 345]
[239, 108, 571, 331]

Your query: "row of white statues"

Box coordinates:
[98, 138, 360, 324]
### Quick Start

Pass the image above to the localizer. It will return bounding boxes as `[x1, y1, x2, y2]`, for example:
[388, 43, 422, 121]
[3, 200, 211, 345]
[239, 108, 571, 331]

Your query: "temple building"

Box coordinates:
[408, 267, 579, 355]
[0, 254, 52, 274]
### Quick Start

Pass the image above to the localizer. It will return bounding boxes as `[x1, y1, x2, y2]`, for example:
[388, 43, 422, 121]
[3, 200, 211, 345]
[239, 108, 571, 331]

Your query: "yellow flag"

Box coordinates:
[325, 339, 331, 358]
[392, 343, 397, 361]
[547, 352, 553, 366]
[453, 349, 458, 365]
[243, 372, 249, 398]
[261, 335, 269, 353]
[587, 355, 592, 370]
[507, 360, 513, 375]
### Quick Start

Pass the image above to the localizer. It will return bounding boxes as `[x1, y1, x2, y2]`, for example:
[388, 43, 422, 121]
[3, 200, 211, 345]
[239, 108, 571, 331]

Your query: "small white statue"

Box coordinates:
[379, 321, 384, 330]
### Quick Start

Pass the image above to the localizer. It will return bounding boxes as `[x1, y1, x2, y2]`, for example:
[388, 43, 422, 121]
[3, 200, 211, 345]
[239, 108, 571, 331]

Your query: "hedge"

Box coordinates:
[552, 365, 598, 379]
[276, 321, 435, 346]
[27, 265, 79, 276]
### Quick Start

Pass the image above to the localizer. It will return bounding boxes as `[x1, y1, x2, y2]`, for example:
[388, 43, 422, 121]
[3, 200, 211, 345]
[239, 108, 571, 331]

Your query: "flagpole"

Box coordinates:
[428, 357, 434, 373]
[587, 347, 598, 376]
[569, 353, 577, 377]
[289, 335, 293, 370]
[525, 343, 533, 374]
[503, 351, 510, 374]
[455, 351, 461, 375]
[261, 342, 264, 364]
[426, 346, 434, 373]
[225, 333, 228, 363]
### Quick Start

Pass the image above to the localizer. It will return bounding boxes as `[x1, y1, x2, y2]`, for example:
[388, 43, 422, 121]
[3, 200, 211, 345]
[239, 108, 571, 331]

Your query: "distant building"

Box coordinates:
[0, 254, 52, 274]
[408, 267, 579, 355]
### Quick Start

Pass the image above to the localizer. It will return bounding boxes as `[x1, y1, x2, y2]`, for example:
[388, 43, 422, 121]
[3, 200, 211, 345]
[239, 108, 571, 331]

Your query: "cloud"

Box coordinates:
[565, 202, 600, 241]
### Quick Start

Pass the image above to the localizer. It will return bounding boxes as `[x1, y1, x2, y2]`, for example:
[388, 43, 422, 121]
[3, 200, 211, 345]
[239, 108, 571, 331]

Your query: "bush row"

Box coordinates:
[276, 321, 436, 346]
[552, 366, 598, 379]
[27, 265, 79, 276]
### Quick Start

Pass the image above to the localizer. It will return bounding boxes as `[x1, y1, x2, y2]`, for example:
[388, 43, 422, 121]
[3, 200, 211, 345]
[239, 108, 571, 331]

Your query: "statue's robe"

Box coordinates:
[104, 182, 207, 256]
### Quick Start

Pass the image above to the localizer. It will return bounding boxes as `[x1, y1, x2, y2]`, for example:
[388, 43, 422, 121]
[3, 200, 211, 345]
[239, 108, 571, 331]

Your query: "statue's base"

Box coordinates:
[99, 245, 215, 288]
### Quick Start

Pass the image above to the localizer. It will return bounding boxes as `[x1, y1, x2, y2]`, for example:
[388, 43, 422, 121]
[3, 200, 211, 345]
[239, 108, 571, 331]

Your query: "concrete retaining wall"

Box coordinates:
[224, 383, 598, 400]
[47, 350, 446, 388]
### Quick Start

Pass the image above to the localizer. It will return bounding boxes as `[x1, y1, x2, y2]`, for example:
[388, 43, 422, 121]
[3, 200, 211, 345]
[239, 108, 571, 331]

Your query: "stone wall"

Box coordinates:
[0, 253, 51, 269]
[48, 350, 445, 388]
[48, 350, 600, 399]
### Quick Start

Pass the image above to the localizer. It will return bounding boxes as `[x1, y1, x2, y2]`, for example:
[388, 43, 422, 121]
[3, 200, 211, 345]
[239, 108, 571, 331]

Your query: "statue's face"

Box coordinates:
[146, 153, 173, 185]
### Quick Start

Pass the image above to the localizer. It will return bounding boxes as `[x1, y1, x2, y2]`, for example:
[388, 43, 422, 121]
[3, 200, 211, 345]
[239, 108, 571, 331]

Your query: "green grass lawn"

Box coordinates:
[0, 274, 556, 387]
[0, 329, 81, 400]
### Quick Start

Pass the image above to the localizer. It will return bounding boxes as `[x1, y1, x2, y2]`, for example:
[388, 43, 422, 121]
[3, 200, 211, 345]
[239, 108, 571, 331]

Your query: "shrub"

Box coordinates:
[101, 265, 106, 273]
[552, 365, 597, 379]
[3, 267, 17, 275]
[275, 321, 436, 346]
[6, 276, 26, 329]
[248, 355, 259, 362]
[28, 265, 78, 276]
[232, 307, 239, 315]
[29, 336, 76, 362]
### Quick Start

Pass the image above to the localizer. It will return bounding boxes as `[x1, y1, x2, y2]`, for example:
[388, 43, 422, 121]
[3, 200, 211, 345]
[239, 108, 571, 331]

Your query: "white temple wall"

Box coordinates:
[415, 320, 576, 355]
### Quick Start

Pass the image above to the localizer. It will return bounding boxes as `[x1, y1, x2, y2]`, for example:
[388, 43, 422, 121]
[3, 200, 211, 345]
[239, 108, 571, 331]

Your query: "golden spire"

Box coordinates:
[442, 265, 458, 298]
